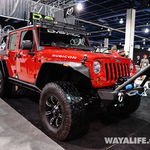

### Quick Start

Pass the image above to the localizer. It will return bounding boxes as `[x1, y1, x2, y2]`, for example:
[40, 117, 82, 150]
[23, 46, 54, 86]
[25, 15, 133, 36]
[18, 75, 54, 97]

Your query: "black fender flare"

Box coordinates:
[50, 61, 91, 78]
[35, 61, 90, 88]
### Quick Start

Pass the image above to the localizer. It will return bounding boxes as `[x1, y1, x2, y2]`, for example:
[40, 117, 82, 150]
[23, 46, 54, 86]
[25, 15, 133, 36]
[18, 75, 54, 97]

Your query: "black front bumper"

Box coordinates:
[97, 65, 150, 107]
[97, 87, 144, 107]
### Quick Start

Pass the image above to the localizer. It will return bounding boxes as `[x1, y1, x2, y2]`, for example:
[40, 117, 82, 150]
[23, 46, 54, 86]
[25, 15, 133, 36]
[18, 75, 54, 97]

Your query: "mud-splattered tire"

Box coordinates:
[106, 96, 141, 117]
[0, 70, 12, 97]
[39, 81, 88, 141]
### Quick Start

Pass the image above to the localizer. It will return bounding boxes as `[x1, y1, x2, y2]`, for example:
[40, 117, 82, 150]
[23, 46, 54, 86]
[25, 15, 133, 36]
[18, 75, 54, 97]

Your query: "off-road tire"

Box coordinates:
[0, 70, 12, 97]
[106, 96, 141, 117]
[39, 81, 88, 141]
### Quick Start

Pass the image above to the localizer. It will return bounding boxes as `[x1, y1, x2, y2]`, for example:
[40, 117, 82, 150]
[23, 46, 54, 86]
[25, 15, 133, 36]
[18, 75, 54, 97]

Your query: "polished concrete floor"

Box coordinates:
[1, 89, 150, 150]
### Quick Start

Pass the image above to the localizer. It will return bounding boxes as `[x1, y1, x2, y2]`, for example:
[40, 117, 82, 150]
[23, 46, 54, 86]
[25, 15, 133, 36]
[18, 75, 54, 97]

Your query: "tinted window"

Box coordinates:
[38, 28, 89, 47]
[20, 30, 33, 49]
[8, 33, 18, 50]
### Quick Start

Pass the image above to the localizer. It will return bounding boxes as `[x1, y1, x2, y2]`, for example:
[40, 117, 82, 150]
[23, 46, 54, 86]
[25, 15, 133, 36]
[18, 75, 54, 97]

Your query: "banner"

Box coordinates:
[64, 6, 75, 18]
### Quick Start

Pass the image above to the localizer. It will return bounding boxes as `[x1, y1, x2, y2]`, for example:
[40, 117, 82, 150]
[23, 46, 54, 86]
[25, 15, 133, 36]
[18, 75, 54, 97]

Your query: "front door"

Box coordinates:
[16, 29, 36, 83]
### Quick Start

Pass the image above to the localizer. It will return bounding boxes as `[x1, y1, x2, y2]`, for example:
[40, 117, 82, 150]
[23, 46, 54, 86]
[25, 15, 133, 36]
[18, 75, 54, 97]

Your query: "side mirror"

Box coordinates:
[22, 40, 32, 50]
[22, 40, 35, 56]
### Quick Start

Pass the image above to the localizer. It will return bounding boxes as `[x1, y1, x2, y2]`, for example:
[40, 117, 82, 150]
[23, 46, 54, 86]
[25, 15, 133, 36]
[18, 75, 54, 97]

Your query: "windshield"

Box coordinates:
[37, 27, 89, 47]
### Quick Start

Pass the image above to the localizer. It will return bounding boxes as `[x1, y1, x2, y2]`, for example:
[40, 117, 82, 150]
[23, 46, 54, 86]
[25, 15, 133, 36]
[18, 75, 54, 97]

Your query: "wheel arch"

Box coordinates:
[0, 59, 9, 78]
[35, 61, 91, 90]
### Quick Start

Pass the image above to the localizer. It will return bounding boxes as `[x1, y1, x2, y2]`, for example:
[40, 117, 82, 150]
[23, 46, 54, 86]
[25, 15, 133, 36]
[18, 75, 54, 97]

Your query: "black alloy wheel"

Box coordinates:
[39, 81, 88, 141]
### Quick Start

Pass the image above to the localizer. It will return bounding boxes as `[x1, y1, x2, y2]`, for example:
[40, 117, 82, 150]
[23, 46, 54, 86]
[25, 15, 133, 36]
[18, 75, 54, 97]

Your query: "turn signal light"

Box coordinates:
[96, 77, 100, 84]
[63, 64, 69, 67]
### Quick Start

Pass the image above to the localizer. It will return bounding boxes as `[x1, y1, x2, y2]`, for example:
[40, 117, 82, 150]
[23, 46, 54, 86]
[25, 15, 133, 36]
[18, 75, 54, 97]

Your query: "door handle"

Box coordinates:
[15, 54, 21, 58]
[6, 54, 10, 57]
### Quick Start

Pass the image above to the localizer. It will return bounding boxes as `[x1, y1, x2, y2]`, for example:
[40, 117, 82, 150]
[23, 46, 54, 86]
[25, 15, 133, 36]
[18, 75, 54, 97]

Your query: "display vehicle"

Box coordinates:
[0, 19, 149, 141]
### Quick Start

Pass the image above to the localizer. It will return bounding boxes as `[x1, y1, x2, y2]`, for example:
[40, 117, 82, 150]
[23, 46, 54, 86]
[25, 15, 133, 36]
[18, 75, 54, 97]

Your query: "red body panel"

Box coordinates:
[0, 26, 136, 88]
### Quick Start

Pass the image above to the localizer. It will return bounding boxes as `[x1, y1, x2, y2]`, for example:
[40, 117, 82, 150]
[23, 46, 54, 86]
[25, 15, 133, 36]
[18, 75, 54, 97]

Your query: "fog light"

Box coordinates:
[96, 77, 100, 84]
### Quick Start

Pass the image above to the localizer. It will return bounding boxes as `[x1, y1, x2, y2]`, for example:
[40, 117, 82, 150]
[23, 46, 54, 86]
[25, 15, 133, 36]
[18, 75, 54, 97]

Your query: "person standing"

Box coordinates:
[109, 45, 120, 57]
[119, 50, 127, 57]
[140, 54, 149, 80]
[136, 56, 141, 66]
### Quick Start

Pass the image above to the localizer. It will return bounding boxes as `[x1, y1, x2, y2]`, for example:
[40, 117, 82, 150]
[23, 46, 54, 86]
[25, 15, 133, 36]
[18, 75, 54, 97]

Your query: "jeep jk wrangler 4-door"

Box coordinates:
[0, 19, 149, 141]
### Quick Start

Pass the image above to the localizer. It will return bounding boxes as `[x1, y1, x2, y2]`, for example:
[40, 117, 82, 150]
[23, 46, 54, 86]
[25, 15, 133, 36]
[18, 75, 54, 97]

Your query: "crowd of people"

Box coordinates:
[108, 45, 149, 80]
[136, 55, 149, 80]
[109, 45, 128, 57]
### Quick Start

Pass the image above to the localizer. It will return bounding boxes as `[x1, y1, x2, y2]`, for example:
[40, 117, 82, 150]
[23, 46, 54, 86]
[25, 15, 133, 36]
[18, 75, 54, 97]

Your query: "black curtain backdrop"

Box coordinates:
[133, 48, 150, 64]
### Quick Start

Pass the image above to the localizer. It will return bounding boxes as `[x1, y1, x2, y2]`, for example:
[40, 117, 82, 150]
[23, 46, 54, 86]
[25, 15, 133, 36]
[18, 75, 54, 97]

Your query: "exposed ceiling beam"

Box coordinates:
[76, 18, 150, 41]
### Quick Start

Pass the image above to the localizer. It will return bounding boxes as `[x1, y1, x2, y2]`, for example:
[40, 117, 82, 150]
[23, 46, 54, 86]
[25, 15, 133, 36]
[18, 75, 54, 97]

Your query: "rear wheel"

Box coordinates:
[0, 70, 12, 97]
[106, 96, 141, 117]
[39, 81, 88, 141]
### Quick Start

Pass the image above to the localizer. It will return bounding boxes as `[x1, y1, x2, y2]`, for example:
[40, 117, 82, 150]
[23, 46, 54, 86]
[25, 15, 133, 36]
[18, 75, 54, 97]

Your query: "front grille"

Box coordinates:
[105, 62, 129, 81]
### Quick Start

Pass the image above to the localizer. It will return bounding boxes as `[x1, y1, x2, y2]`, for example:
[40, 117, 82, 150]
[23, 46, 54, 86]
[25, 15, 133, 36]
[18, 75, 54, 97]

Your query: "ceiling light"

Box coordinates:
[119, 18, 123, 24]
[144, 28, 149, 33]
[107, 28, 111, 31]
[76, 3, 83, 11]
[142, 47, 144, 49]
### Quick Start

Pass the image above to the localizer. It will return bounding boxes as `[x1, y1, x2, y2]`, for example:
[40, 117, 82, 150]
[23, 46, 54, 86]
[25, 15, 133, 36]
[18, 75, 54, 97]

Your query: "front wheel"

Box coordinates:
[39, 81, 88, 141]
[106, 96, 141, 117]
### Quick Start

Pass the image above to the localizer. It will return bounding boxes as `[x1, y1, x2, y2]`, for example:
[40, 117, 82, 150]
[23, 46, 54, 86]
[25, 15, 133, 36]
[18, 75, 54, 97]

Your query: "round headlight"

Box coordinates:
[93, 61, 101, 74]
[130, 62, 134, 72]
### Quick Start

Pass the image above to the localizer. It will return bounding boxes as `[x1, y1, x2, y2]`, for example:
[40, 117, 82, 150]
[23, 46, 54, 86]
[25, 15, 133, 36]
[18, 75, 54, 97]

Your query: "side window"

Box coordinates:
[8, 33, 18, 50]
[20, 30, 33, 49]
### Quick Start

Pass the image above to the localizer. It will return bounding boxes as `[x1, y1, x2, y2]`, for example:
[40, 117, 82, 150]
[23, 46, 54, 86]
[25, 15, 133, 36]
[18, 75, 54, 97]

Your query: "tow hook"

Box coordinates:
[118, 92, 124, 102]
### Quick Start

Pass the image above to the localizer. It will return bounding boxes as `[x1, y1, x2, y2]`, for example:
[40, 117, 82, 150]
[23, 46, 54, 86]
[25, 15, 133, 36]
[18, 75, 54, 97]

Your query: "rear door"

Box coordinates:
[6, 32, 18, 77]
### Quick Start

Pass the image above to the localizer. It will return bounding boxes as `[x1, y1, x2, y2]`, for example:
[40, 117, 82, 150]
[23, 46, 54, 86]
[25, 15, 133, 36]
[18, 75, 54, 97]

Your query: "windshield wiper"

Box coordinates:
[51, 42, 94, 51]
[70, 45, 94, 51]
[51, 42, 68, 49]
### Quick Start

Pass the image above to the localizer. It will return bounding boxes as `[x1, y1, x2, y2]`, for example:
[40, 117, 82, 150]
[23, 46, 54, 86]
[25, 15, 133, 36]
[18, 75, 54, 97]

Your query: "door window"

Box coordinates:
[19, 30, 33, 49]
[8, 33, 18, 50]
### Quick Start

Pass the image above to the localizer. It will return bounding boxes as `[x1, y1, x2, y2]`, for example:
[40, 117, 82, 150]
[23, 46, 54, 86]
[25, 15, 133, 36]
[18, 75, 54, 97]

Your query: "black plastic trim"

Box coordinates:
[8, 77, 41, 93]
[37, 61, 90, 79]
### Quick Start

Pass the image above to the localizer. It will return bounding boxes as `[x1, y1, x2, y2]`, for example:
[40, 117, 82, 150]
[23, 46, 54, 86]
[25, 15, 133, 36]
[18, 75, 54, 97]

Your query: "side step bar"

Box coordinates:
[8, 77, 42, 94]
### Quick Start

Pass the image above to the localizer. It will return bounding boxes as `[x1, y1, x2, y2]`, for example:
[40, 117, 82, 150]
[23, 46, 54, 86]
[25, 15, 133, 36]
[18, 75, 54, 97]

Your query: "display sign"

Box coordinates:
[64, 6, 75, 18]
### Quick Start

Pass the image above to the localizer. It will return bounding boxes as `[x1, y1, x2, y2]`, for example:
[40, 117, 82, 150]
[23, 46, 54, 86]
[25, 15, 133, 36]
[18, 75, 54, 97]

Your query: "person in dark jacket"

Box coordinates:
[136, 56, 141, 66]
[119, 49, 127, 57]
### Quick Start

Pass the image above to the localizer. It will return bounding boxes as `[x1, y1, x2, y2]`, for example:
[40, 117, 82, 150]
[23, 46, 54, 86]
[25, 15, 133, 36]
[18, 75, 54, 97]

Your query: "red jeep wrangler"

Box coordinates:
[0, 19, 148, 141]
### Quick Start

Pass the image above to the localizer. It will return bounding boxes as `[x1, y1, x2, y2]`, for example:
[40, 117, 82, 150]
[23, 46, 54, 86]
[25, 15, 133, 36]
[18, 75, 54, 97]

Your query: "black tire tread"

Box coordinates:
[39, 81, 88, 141]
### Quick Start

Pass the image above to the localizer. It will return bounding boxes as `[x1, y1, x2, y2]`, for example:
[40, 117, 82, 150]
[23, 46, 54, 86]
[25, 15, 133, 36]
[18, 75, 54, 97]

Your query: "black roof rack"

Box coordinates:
[39, 18, 86, 35]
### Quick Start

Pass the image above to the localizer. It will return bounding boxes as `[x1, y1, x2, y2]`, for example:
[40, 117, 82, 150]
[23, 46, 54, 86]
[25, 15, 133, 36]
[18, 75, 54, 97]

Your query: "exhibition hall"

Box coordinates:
[0, 0, 150, 149]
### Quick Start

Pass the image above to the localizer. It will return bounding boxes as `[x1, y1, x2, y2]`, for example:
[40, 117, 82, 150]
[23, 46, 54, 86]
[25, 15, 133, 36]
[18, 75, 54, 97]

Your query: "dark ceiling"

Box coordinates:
[77, 0, 150, 48]
[1, 0, 150, 49]
[32, 0, 150, 49]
